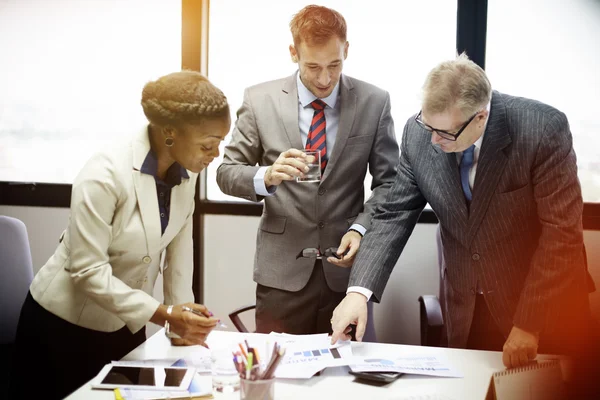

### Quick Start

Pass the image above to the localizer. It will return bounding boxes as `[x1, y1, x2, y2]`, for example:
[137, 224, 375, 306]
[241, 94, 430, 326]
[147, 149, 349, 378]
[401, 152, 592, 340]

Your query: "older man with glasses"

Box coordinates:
[331, 53, 595, 370]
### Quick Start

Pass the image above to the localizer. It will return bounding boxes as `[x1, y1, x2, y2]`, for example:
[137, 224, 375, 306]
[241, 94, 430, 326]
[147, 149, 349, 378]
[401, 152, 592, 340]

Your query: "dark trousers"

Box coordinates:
[466, 293, 506, 351]
[9, 292, 146, 400]
[256, 260, 348, 336]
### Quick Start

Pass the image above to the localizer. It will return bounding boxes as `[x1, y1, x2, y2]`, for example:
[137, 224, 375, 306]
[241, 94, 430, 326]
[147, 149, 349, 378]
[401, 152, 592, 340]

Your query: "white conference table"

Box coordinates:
[67, 330, 566, 400]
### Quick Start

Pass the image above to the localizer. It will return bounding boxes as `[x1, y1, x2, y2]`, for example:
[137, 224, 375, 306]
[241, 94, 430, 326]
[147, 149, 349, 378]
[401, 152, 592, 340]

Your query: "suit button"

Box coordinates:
[142, 256, 152, 264]
[318, 188, 326, 195]
[472, 253, 480, 261]
[318, 222, 325, 229]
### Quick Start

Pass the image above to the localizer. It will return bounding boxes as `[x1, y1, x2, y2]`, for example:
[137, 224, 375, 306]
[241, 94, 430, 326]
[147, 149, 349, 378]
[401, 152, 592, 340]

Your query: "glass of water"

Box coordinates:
[296, 150, 321, 182]
[211, 346, 240, 394]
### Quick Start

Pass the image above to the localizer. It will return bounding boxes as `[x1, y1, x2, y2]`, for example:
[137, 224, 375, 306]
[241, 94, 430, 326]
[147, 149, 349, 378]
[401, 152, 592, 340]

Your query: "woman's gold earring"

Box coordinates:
[165, 137, 174, 147]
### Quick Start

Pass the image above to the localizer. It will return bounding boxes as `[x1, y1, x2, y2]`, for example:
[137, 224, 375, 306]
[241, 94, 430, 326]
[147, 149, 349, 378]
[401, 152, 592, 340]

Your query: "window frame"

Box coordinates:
[1, 0, 599, 303]
[0, 2, 598, 211]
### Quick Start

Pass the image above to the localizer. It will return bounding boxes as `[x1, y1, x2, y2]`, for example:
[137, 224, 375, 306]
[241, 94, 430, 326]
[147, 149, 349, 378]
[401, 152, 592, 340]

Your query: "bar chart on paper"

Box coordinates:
[291, 348, 342, 360]
[276, 346, 351, 378]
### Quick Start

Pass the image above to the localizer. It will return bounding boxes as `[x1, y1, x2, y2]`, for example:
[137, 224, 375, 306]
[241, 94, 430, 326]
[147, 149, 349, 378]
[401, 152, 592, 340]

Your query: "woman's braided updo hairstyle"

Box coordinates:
[141, 71, 229, 128]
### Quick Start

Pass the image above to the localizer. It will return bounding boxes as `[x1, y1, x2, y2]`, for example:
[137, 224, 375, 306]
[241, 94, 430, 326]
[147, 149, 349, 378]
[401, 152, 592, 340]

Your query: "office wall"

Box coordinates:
[1, 205, 599, 345]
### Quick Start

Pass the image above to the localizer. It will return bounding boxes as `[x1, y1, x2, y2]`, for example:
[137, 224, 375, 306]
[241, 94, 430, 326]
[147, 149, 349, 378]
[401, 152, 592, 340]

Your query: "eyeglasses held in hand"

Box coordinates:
[296, 247, 345, 260]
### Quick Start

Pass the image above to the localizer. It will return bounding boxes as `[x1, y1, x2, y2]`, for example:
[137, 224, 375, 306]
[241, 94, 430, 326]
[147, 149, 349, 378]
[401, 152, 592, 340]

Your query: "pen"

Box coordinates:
[246, 353, 253, 380]
[113, 388, 124, 400]
[251, 347, 261, 364]
[238, 342, 248, 359]
[262, 347, 286, 380]
[182, 306, 228, 328]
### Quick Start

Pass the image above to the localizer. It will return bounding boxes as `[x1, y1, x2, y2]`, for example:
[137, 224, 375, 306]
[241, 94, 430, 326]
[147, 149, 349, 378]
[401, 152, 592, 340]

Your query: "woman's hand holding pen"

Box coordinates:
[151, 303, 219, 346]
[170, 303, 219, 345]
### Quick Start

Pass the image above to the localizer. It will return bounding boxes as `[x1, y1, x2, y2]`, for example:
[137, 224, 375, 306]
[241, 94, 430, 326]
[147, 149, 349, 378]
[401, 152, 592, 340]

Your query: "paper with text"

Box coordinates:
[349, 354, 463, 378]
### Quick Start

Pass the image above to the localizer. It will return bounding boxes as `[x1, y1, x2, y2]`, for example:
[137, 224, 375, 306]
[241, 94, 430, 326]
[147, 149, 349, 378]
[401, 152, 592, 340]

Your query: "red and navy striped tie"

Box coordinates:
[306, 99, 328, 172]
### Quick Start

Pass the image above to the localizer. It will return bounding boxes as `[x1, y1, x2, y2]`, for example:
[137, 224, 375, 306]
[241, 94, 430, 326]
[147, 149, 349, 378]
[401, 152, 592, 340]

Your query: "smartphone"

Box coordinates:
[349, 371, 404, 383]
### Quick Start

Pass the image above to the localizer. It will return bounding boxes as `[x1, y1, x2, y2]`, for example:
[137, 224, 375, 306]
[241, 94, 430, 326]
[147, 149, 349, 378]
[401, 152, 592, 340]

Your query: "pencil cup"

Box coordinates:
[240, 378, 275, 400]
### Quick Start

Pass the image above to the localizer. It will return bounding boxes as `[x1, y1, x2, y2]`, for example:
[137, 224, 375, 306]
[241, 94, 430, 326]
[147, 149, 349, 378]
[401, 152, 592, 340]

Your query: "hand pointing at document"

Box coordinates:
[330, 292, 369, 344]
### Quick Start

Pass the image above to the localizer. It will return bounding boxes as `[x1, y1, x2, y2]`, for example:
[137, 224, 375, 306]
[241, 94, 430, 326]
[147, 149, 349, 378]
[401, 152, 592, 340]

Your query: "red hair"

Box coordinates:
[289, 5, 347, 47]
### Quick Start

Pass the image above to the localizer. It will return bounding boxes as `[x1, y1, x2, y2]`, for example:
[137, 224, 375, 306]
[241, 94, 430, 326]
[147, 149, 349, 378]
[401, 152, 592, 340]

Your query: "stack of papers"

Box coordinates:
[348, 354, 463, 378]
[267, 333, 353, 379]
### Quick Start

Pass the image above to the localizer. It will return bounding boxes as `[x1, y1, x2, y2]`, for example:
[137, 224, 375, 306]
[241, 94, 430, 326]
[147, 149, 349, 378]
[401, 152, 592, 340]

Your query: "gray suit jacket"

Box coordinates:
[350, 91, 590, 348]
[217, 73, 399, 292]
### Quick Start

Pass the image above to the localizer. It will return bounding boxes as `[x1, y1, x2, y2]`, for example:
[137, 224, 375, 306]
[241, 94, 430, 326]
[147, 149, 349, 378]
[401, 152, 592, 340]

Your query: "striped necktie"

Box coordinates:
[306, 99, 328, 172]
[460, 144, 476, 202]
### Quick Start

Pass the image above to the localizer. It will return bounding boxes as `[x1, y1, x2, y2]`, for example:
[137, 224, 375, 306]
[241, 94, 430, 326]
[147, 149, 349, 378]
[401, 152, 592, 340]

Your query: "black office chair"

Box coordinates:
[229, 302, 378, 341]
[418, 224, 446, 347]
[418, 295, 444, 347]
[229, 304, 256, 333]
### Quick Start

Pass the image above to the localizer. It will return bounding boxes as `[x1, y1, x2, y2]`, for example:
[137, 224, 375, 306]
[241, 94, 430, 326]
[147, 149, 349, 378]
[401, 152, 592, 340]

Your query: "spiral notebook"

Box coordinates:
[485, 360, 565, 400]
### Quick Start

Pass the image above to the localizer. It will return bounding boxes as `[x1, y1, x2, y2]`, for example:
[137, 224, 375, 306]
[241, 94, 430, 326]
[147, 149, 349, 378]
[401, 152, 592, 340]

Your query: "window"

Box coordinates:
[205, 0, 457, 201]
[0, 0, 181, 184]
[486, 0, 600, 203]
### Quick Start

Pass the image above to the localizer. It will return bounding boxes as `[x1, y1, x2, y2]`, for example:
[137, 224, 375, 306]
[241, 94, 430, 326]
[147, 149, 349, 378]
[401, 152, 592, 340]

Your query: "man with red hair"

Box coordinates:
[218, 5, 398, 337]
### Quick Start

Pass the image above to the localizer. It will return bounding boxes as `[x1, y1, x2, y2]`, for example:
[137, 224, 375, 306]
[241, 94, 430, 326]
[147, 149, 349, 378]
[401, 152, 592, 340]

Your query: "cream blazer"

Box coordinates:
[30, 127, 197, 333]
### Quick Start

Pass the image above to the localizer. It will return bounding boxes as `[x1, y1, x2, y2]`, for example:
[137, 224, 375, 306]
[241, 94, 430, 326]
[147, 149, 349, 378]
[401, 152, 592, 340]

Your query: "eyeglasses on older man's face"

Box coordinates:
[414, 110, 481, 141]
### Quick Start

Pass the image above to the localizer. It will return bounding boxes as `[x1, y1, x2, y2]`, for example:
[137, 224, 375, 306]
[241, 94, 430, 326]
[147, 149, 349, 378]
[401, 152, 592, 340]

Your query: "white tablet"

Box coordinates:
[91, 364, 196, 391]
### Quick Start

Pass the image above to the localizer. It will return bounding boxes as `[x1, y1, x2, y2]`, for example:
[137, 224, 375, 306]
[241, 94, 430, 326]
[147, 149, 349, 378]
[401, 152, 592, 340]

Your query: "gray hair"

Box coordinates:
[422, 52, 492, 118]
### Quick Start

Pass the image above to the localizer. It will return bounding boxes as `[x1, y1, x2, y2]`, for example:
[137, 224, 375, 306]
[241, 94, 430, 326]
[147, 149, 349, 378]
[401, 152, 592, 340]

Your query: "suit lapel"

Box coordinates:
[322, 75, 356, 183]
[466, 92, 512, 244]
[132, 127, 161, 257]
[430, 144, 470, 243]
[280, 74, 303, 150]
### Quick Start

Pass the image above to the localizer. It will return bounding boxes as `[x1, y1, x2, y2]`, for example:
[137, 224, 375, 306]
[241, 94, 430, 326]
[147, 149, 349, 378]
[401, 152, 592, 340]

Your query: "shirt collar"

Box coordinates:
[473, 100, 492, 150]
[140, 150, 189, 186]
[296, 71, 340, 109]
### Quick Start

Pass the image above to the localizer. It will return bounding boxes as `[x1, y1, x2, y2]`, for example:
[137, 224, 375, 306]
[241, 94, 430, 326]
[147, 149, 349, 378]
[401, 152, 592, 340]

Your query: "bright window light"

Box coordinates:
[486, 0, 600, 203]
[205, 0, 457, 202]
[0, 0, 181, 184]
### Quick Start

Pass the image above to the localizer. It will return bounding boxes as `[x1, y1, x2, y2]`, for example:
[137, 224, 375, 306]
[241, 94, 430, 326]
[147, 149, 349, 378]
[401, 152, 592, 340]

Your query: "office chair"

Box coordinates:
[229, 302, 378, 342]
[0, 216, 34, 389]
[418, 224, 445, 347]
[0, 216, 34, 343]
[229, 304, 256, 333]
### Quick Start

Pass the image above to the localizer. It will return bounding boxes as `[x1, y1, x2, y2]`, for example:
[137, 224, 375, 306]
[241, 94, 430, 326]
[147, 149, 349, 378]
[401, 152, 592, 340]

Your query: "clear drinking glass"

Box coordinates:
[296, 150, 321, 183]
[211, 346, 240, 394]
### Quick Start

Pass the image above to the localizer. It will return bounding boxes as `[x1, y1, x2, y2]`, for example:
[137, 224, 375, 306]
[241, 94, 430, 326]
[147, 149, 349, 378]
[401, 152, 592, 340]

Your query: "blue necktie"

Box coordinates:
[306, 99, 328, 172]
[460, 145, 475, 202]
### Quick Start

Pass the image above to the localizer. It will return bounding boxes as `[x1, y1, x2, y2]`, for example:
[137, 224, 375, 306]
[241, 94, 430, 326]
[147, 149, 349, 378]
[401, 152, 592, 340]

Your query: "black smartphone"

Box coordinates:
[349, 371, 404, 383]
